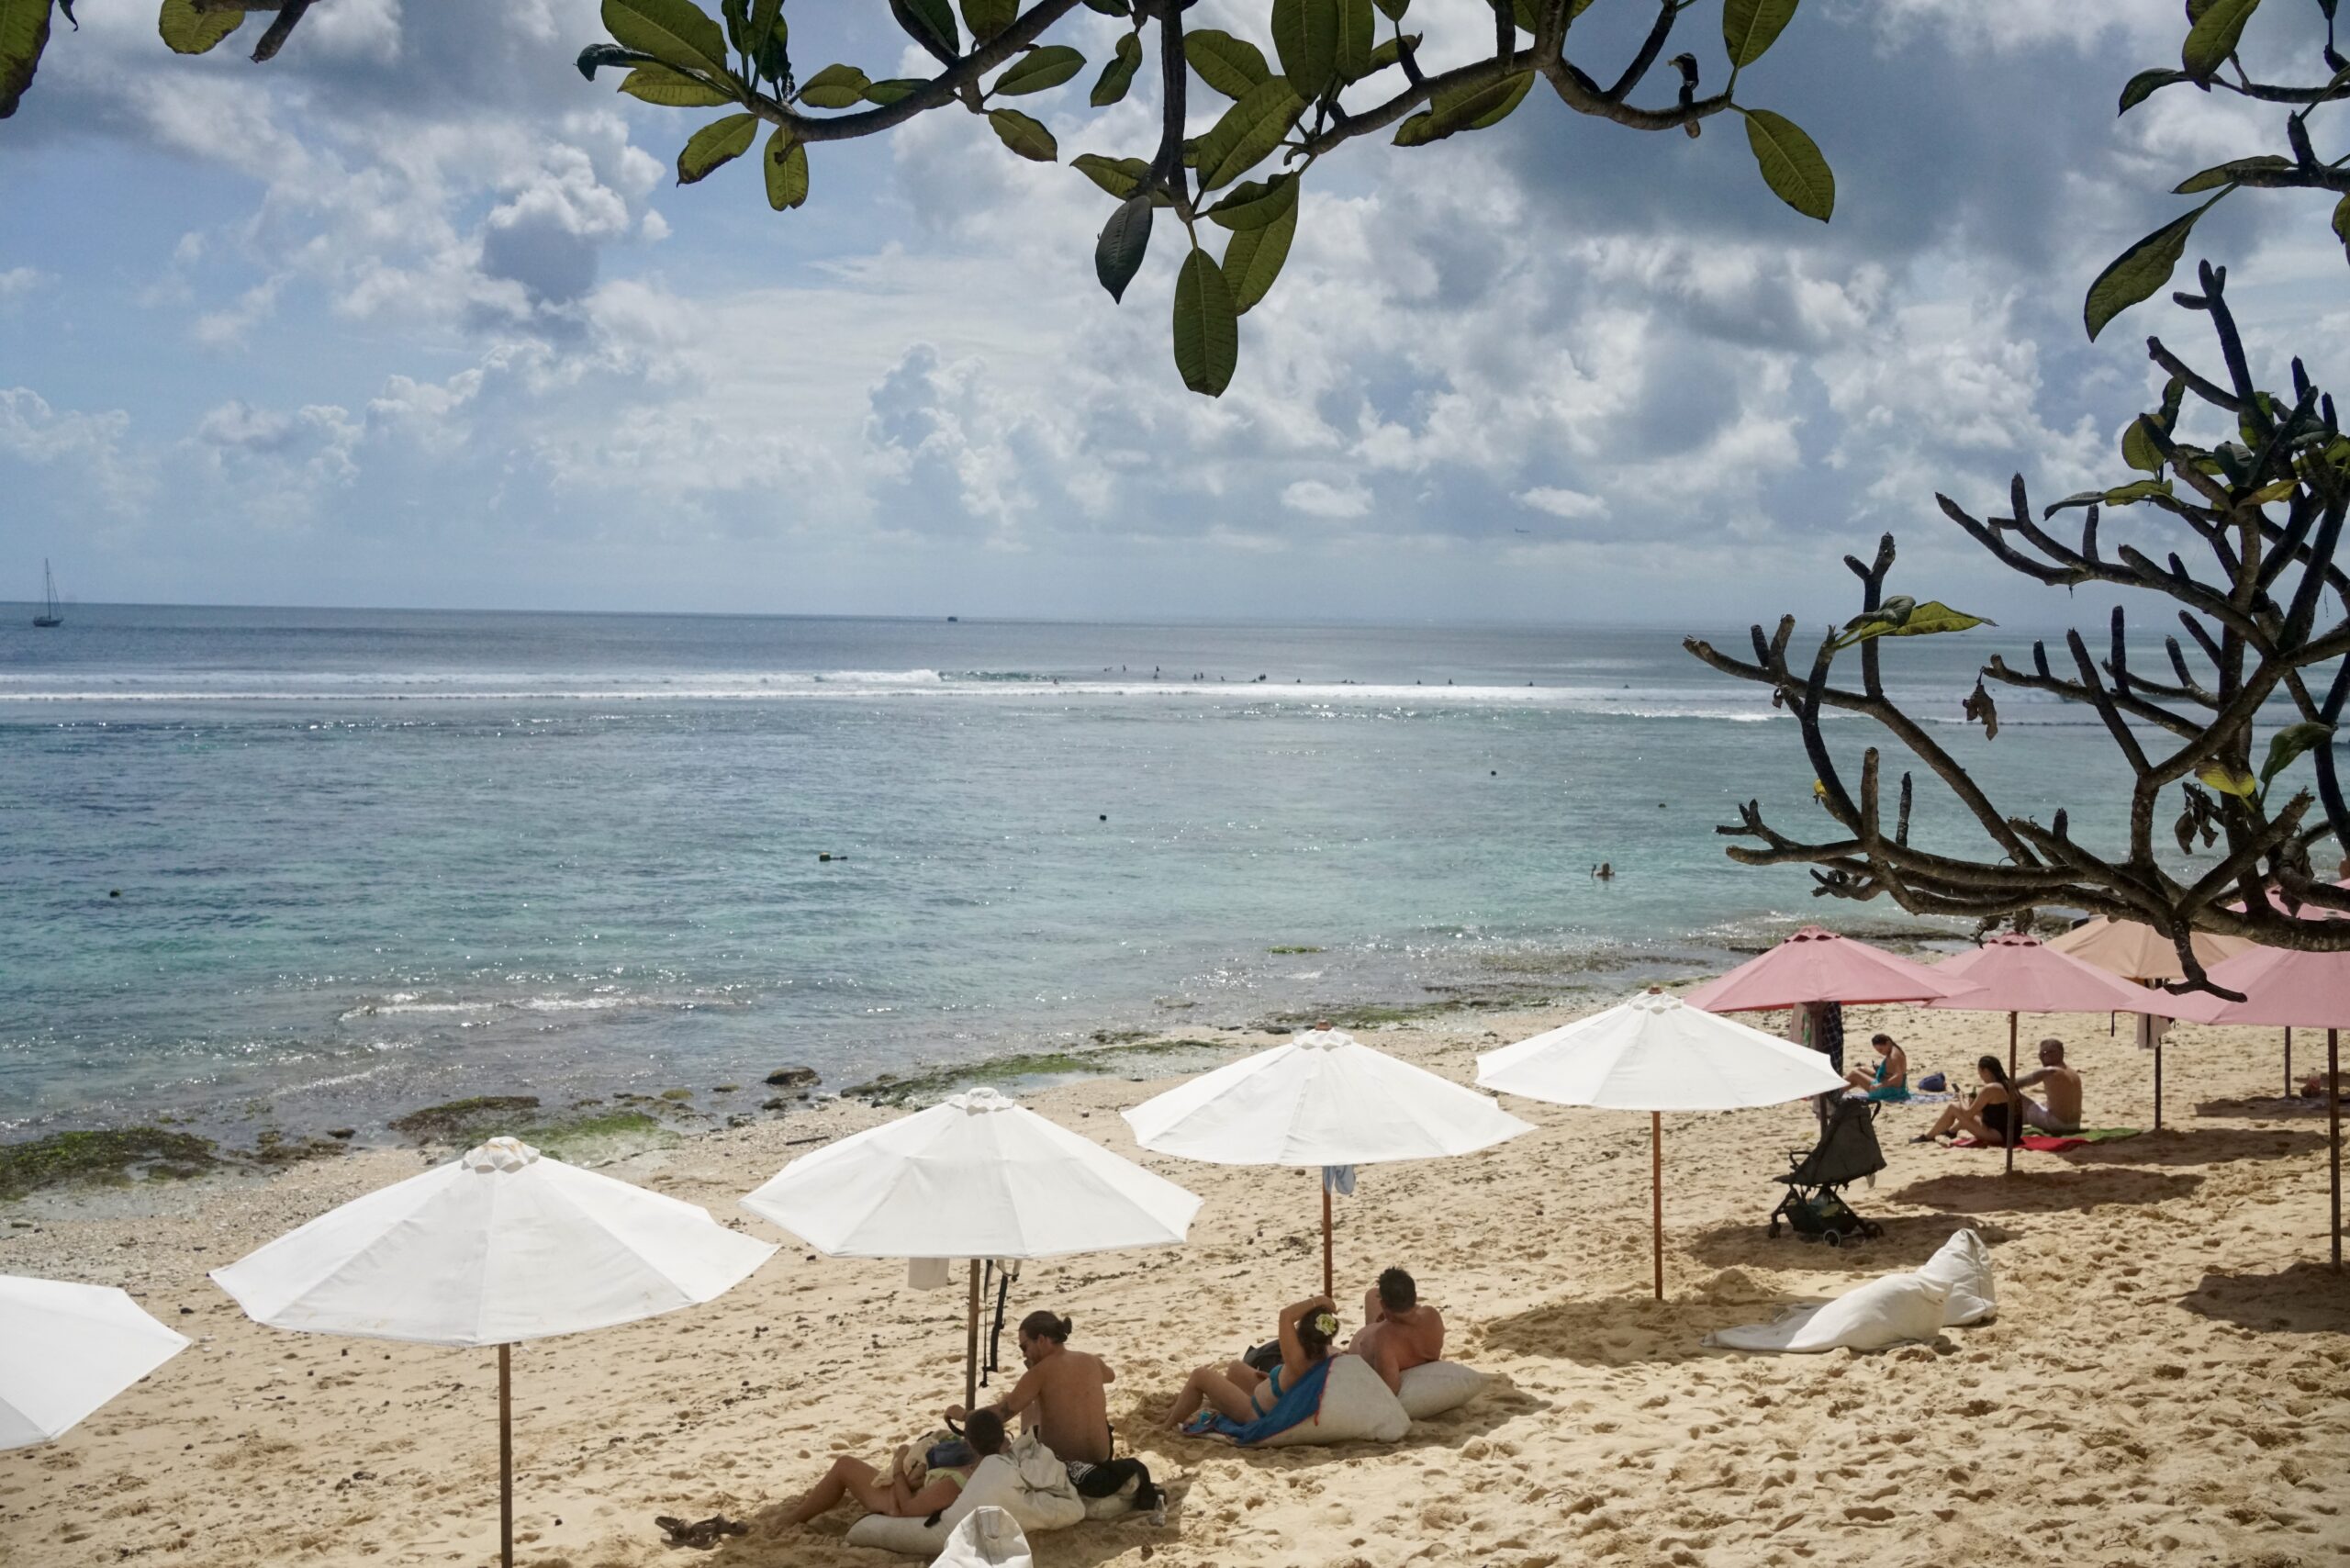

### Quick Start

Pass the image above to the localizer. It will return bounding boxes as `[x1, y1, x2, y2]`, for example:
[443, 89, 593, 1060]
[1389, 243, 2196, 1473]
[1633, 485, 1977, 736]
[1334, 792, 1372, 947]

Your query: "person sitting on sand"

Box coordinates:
[1346, 1267, 1444, 1394]
[1913, 1056, 2018, 1146]
[783, 1409, 1005, 1527]
[2013, 1038, 2084, 1133]
[1844, 1033, 1909, 1102]
[946, 1310, 1114, 1470]
[1163, 1295, 1337, 1430]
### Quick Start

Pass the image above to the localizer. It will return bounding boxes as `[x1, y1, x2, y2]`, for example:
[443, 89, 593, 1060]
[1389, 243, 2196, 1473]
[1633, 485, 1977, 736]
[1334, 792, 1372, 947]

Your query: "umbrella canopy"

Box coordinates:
[1683, 925, 1968, 1013]
[1, 1275, 189, 1450]
[212, 1137, 778, 1346]
[1476, 989, 1850, 1110]
[1122, 1026, 1533, 1167]
[2046, 917, 2252, 982]
[1926, 934, 2207, 1018]
[740, 1086, 1202, 1260]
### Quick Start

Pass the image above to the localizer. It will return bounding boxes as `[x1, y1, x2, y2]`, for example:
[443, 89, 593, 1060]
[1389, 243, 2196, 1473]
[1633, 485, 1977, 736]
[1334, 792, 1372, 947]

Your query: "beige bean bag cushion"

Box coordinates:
[844, 1441, 1085, 1556]
[1249, 1353, 1411, 1447]
[1396, 1360, 1489, 1420]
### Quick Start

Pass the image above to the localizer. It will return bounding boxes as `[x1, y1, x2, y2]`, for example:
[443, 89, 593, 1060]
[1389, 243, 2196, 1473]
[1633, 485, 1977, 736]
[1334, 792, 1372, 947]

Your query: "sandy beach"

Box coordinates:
[3, 998, 2345, 1568]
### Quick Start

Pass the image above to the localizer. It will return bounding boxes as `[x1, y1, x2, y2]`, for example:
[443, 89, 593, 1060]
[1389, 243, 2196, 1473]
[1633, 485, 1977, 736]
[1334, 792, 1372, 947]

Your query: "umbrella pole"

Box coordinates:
[2005, 1014, 2018, 1176]
[2286, 1027, 2293, 1099]
[1651, 1113, 1663, 1303]
[964, 1260, 981, 1416]
[2331, 1029, 2341, 1273]
[1321, 1179, 1334, 1302]
[498, 1343, 512, 1568]
[2154, 1023, 2165, 1133]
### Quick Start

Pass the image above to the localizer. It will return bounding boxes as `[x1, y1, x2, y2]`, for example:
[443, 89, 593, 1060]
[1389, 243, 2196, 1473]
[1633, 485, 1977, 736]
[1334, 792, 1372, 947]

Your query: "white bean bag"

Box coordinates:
[1914, 1227, 1997, 1326]
[1395, 1361, 1488, 1420]
[1250, 1353, 1410, 1447]
[1704, 1272, 1953, 1354]
[845, 1441, 1085, 1557]
[930, 1506, 1032, 1568]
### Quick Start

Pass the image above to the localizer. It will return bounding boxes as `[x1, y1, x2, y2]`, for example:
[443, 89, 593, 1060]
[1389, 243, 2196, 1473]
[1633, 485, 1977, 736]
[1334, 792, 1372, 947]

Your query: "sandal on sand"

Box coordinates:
[655, 1514, 748, 1549]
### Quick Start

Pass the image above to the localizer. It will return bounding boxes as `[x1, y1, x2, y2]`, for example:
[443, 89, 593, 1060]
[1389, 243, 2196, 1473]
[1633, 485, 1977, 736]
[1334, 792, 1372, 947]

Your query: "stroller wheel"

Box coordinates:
[1767, 1221, 1782, 1238]
[1822, 1229, 1842, 1249]
[1862, 1222, 1884, 1239]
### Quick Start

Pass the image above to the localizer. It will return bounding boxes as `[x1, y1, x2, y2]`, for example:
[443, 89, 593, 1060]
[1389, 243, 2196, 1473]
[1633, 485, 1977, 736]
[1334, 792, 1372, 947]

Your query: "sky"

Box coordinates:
[1, 0, 2345, 626]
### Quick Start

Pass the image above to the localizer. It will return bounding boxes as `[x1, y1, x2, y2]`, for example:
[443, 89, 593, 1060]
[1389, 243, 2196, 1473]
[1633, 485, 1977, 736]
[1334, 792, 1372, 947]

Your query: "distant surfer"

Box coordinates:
[1592, 862, 1615, 881]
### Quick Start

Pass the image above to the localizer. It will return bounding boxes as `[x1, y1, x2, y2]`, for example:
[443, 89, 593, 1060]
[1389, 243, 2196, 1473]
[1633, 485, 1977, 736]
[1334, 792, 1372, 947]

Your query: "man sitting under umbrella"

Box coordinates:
[1344, 1267, 1444, 1394]
[2013, 1038, 2086, 1135]
[946, 1309, 1114, 1469]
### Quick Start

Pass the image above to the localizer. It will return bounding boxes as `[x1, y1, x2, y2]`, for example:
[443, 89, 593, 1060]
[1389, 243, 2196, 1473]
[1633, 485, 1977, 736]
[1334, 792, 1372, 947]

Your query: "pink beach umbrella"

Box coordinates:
[1684, 925, 1970, 1014]
[2192, 945, 2350, 1270]
[1929, 935, 2211, 1171]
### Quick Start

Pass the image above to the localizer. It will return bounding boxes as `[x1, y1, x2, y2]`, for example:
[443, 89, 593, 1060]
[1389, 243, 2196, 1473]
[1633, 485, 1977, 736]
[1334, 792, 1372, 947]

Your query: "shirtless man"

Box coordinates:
[1345, 1268, 1444, 1394]
[2014, 1038, 2085, 1133]
[946, 1310, 1113, 1467]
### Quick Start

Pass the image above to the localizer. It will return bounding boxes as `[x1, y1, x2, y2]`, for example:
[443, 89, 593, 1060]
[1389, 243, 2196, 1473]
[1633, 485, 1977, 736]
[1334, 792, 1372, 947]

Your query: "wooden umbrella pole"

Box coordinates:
[2154, 1024, 2165, 1133]
[2286, 1027, 2294, 1099]
[2331, 1029, 2341, 1272]
[964, 1260, 981, 1417]
[2005, 1014, 2019, 1176]
[498, 1343, 513, 1568]
[1650, 1112, 1663, 1303]
[1321, 1179, 1334, 1302]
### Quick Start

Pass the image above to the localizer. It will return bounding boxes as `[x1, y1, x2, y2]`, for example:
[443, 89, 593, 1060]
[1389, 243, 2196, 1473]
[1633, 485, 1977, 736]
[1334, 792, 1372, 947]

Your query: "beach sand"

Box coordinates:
[3, 1002, 2345, 1568]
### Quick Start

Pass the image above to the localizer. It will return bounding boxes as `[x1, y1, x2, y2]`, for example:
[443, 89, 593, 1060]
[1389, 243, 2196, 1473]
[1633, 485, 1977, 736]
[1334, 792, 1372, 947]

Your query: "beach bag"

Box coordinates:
[1395, 1361, 1488, 1420]
[1241, 1340, 1282, 1374]
[1919, 1071, 1947, 1092]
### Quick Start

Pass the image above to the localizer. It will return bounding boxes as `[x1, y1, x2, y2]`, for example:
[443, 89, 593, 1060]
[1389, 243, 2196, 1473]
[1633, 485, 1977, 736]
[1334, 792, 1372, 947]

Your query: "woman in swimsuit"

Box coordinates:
[1162, 1295, 1337, 1430]
[1914, 1055, 2017, 1146]
[1844, 1032, 1909, 1101]
[783, 1408, 1006, 1526]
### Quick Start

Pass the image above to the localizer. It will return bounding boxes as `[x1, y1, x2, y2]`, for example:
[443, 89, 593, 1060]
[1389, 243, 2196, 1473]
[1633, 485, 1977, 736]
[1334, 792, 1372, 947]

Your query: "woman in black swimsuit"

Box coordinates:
[1915, 1055, 2018, 1146]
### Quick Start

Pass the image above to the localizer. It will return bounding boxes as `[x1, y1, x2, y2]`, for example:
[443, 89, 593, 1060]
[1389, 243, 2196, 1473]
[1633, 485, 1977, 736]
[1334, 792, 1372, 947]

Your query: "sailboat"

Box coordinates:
[32, 559, 62, 627]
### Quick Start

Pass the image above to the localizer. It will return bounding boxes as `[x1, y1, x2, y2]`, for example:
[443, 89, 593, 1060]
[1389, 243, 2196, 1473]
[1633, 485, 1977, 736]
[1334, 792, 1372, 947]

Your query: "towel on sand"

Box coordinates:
[1186, 1359, 1332, 1445]
[1951, 1127, 2139, 1151]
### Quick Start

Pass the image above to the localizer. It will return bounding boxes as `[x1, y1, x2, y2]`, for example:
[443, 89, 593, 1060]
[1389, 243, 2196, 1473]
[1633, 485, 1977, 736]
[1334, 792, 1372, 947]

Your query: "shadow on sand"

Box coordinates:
[2061, 1125, 2327, 1167]
[2178, 1261, 2350, 1335]
[1684, 1213, 2017, 1272]
[1884, 1166, 2202, 1214]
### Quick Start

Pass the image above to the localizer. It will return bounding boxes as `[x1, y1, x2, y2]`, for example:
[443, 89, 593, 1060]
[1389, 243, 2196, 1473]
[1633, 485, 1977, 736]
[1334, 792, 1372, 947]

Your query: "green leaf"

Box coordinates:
[1195, 75, 1305, 190]
[754, 15, 788, 84]
[2182, 0, 2260, 82]
[960, 0, 1014, 41]
[1094, 192, 1153, 302]
[864, 77, 926, 105]
[1741, 109, 1834, 221]
[2119, 67, 2188, 112]
[744, 0, 781, 62]
[988, 106, 1058, 162]
[2332, 194, 2350, 262]
[158, 0, 241, 54]
[1271, 0, 1339, 99]
[898, 0, 957, 55]
[2158, 375, 2186, 431]
[2260, 722, 2336, 784]
[2245, 477, 2300, 503]
[1206, 172, 1299, 230]
[677, 112, 758, 184]
[1091, 32, 1141, 105]
[2084, 199, 2216, 342]
[1831, 598, 1997, 649]
[621, 63, 734, 106]
[764, 127, 809, 209]
[1, 0, 51, 116]
[1394, 69, 1534, 146]
[798, 62, 870, 107]
[996, 44, 1085, 95]
[1222, 185, 1296, 314]
[1372, 0, 1407, 17]
[1367, 32, 1420, 73]
[1172, 248, 1239, 396]
[2196, 761, 2259, 799]
[1072, 152, 1153, 198]
[2100, 477, 2175, 506]
[1186, 28, 1270, 97]
[1721, 0, 1798, 69]
[2121, 414, 2167, 475]
[1333, 0, 1375, 82]
[2175, 153, 2291, 195]
[603, 0, 732, 81]
[721, 0, 748, 54]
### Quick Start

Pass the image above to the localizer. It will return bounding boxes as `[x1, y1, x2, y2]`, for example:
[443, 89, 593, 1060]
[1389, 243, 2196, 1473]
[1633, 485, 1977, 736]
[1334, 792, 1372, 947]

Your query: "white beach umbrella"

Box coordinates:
[1478, 989, 1849, 1299]
[1122, 1023, 1533, 1297]
[741, 1086, 1202, 1408]
[0, 1274, 190, 1450]
[212, 1137, 776, 1568]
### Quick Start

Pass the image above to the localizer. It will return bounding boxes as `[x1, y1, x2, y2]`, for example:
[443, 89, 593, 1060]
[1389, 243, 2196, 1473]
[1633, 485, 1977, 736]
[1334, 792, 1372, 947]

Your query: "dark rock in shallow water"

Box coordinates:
[386, 1095, 542, 1146]
[764, 1066, 819, 1088]
[327, 1127, 357, 1140]
[0, 1128, 224, 1201]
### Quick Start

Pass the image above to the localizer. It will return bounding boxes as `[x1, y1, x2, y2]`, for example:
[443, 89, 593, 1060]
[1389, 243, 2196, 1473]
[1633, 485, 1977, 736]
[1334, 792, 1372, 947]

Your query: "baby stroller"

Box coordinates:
[1767, 1096, 1886, 1246]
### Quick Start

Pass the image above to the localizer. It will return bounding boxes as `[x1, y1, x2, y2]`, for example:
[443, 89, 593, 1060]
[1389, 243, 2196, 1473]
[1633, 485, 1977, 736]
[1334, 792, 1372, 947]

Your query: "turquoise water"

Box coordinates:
[0, 606, 2145, 1139]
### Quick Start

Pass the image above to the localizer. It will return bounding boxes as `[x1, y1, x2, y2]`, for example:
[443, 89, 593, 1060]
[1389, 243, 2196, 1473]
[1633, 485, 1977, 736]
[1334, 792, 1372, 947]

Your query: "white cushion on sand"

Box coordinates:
[1251, 1353, 1411, 1447]
[844, 1454, 1085, 1556]
[1705, 1273, 1952, 1354]
[1395, 1361, 1488, 1420]
[1915, 1227, 1997, 1326]
[929, 1506, 1032, 1568]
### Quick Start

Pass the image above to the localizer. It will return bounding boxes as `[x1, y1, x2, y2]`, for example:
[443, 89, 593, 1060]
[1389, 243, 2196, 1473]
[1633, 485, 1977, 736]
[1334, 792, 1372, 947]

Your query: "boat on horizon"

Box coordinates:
[32, 559, 62, 627]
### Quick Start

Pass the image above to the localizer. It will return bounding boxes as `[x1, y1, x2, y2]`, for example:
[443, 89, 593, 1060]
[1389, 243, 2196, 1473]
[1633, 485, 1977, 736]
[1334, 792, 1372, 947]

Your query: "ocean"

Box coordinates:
[0, 605, 2149, 1143]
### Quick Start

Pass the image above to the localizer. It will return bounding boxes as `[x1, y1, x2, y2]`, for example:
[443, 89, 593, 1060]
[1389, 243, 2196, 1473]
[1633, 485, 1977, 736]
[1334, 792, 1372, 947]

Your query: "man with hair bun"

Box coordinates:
[946, 1308, 1115, 1467]
[1345, 1267, 1445, 1394]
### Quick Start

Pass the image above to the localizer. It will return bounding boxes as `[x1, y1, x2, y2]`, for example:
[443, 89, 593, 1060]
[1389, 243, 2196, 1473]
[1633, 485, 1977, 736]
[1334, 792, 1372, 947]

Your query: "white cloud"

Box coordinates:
[1281, 479, 1372, 520]
[1519, 487, 1608, 521]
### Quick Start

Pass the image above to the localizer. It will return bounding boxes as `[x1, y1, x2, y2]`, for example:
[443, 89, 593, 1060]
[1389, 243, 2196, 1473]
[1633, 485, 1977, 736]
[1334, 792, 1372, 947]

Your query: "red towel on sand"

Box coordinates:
[1949, 1134, 2087, 1152]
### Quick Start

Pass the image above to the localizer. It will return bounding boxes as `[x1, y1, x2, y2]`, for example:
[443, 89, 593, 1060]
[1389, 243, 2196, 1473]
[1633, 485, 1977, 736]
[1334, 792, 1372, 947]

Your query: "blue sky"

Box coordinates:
[1, 0, 2344, 624]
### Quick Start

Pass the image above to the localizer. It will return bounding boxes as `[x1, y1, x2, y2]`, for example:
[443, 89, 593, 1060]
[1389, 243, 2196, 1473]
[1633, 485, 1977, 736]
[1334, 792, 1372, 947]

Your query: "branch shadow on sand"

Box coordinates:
[1884, 1167, 2201, 1214]
[2058, 1126, 2326, 1166]
[2178, 1261, 2350, 1335]
[1684, 1213, 2017, 1272]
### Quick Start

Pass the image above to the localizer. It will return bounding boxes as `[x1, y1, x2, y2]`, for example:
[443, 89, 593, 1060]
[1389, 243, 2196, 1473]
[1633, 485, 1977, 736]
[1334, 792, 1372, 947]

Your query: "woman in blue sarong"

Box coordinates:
[1163, 1295, 1337, 1435]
